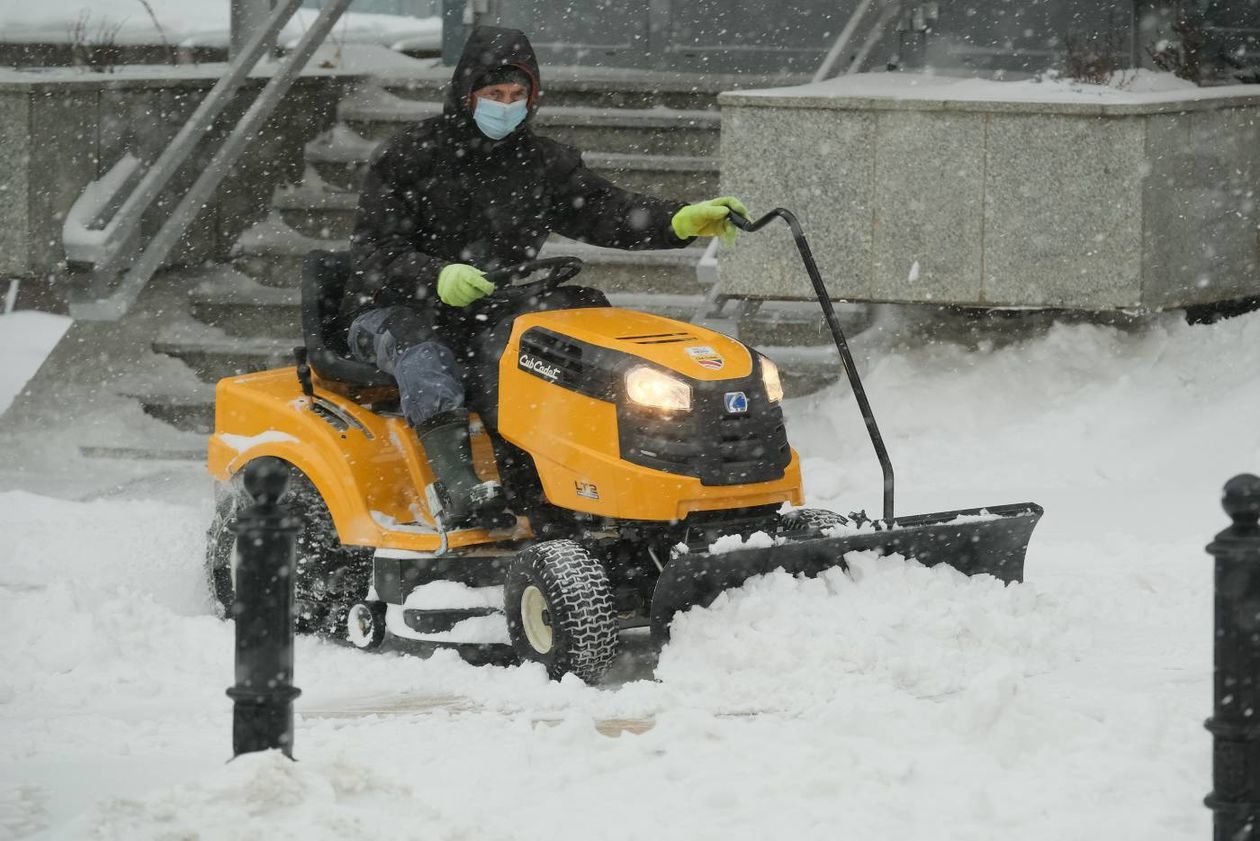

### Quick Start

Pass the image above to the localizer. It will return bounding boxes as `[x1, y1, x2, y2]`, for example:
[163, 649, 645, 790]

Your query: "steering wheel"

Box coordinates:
[480, 257, 584, 300]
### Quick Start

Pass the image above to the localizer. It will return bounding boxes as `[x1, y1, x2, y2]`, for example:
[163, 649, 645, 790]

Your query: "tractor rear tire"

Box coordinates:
[504, 540, 619, 683]
[205, 462, 372, 635]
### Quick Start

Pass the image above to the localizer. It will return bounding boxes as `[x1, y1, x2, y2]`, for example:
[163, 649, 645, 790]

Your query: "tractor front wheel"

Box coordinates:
[504, 540, 619, 683]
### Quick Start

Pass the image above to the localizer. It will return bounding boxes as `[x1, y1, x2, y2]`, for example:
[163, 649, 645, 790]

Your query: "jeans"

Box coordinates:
[347, 306, 462, 428]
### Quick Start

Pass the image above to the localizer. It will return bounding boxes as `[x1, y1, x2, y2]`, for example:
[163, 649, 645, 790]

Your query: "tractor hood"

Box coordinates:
[514, 307, 755, 382]
[503, 306, 790, 490]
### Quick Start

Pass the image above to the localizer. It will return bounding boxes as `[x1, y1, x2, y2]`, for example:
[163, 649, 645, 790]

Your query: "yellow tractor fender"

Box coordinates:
[211, 435, 380, 545]
[208, 375, 398, 548]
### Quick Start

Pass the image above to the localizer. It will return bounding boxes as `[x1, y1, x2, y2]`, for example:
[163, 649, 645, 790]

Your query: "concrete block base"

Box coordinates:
[718, 74, 1260, 311]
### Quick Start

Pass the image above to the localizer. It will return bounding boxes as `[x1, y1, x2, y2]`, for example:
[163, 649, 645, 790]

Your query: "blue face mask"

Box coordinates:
[473, 98, 528, 140]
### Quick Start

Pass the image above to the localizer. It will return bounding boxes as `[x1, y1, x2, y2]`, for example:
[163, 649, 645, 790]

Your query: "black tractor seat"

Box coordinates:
[300, 250, 398, 397]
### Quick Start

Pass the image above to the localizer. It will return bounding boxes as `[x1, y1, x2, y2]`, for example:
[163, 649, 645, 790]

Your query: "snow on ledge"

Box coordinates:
[0, 2, 440, 51]
[722, 69, 1260, 113]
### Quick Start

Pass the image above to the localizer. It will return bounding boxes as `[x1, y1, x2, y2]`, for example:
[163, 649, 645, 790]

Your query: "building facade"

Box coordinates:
[440, 0, 1258, 79]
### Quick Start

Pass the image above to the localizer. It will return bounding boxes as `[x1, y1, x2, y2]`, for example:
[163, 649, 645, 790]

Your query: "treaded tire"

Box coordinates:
[205, 462, 373, 635]
[504, 539, 619, 683]
[206, 480, 243, 620]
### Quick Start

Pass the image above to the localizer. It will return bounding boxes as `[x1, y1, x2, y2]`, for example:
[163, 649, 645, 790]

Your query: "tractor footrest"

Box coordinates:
[403, 607, 501, 635]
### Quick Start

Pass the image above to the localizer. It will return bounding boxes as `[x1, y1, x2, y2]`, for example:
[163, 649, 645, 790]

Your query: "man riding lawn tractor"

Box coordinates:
[343, 26, 749, 529]
[205, 26, 1040, 683]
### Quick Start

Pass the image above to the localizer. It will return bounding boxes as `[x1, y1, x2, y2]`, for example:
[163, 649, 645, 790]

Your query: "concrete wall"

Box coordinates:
[0, 66, 357, 302]
[718, 83, 1260, 311]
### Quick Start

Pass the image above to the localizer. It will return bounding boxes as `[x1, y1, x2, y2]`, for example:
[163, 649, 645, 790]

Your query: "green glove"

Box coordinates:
[436, 263, 495, 307]
[671, 196, 750, 245]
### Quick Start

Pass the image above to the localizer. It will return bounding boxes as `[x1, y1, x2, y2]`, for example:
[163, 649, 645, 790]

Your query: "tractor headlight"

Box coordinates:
[626, 366, 692, 412]
[761, 357, 784, 403]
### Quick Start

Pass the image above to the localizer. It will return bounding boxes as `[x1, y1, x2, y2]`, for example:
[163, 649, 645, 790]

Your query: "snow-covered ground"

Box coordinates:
[742, 67, 1249, 105]
[3, 306, 1258, 839]
[0, 0, 440, 52]
[0, 311, 72, 416]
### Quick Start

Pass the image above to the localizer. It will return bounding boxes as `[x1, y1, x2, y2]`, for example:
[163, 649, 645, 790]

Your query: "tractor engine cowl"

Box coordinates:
[513, 326, 790, 487]
[617, 374, 790, 486]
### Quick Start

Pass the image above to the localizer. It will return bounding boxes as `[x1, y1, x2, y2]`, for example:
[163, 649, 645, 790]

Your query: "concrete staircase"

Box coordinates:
[116, 67, 846, 442]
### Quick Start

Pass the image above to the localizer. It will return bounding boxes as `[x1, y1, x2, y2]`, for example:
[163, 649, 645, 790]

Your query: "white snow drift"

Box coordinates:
[2, 307, 1257, 839]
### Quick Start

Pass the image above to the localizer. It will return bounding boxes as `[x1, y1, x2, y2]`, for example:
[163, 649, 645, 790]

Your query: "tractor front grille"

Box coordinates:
[619, 375, 790, 487]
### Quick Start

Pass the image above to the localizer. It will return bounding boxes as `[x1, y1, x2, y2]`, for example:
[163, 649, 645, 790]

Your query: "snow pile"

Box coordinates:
[2, 308, 1258, 838]
[707, 530, 778, 554]
[739, 68, 1254, 105]
[0, 0, 441, 51]
[0, 311, 72, 416]
[659, 552, 1082, 712]
[58, 751, 451, 840]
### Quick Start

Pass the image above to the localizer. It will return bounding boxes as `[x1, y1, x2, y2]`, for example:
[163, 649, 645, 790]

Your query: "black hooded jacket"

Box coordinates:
[342, 27, 691, 332]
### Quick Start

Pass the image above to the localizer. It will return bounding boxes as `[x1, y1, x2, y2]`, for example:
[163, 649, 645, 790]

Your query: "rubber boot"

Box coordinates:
[417, 411, 506, 527]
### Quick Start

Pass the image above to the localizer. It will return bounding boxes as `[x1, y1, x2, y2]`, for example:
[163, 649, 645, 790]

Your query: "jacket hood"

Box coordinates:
[444, 26, 542, 127]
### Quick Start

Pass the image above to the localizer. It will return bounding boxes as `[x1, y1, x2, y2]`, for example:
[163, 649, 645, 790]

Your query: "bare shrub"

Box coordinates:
[1146, 2, 1208, 83]
[68, 11, 125, 73]
[1064, 21, 1128, 85]
[136, 0, 179, 66]
[1219, 49, 1259, 85]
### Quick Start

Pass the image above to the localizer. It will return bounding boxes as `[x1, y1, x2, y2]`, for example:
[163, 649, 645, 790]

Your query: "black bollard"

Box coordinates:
[1205, 473, 1260, 841]
[225, 457, 302, 759]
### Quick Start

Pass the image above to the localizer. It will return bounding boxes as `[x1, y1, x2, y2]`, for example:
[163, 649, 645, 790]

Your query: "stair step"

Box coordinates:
[538, 240, 708, 297]
[369, 64, 809, 110]
[224, 215, 709, 304]
[229, 220, 334, 291]
[176, 294, 840, 387]
[189, 269, 300, 334]
[300, 142, 719, 211]
[191, 253, 852, 338]
[80, 444, 206, 461]
[376, 77, 719, 112]
[152, 328, 298, 383]
[170, 302, 731, 383]
[131, 342, 841, 436]
[337, 89, 720, 155]
[271, 180, 359, 241]
[122, 385, 217, 435]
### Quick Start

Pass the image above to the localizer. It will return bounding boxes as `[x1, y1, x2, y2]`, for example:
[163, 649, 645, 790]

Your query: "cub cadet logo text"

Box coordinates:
[519, 353, 561, 382]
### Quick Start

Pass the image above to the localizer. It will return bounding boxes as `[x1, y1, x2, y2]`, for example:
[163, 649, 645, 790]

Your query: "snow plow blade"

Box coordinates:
[649, 502, 1043, 643]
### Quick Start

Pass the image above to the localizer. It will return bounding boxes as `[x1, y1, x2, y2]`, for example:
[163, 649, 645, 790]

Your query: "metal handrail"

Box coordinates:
[849, 2, 904, 75]
[812, 0, 906, 83]
[70, 0, 355, 321]
[812, 0, 877, 82]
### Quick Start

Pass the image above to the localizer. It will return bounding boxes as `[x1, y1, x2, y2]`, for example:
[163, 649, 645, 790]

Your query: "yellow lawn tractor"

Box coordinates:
[205, 209, 1042, 683]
